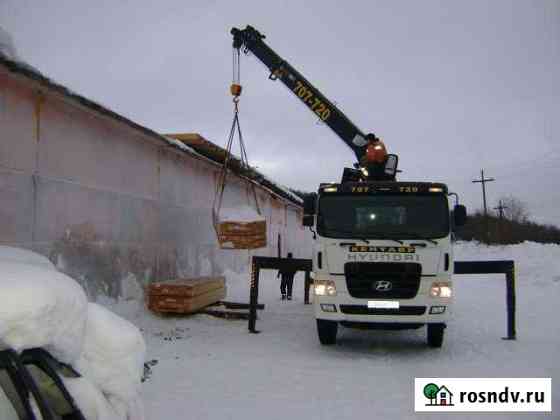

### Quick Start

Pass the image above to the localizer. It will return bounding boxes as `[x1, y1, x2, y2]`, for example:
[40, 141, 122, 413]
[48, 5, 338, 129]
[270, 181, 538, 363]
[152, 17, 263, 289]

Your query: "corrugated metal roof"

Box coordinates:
[0, 52, 302, 206]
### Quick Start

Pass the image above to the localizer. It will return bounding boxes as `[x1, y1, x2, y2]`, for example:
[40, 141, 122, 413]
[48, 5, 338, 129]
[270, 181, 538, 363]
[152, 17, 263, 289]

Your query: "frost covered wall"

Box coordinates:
[0, 65, 312, 300]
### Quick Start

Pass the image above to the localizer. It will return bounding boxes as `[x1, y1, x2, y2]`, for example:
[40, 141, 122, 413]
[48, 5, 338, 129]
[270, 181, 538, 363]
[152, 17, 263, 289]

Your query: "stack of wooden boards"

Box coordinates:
[147, 276, 226, 314]
[216, 219, 266, 249]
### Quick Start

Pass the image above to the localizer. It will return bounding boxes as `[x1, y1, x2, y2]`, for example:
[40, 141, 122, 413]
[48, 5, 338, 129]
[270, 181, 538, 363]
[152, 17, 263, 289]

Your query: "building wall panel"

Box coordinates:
[0, 169, 34, 245]
[0, 74, 36, 172]
[0, 67, 313, 300]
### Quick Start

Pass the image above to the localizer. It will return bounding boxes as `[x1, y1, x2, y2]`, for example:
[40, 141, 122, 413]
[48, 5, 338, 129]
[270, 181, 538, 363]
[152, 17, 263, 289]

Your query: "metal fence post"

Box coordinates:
[454, 260, 516, 341]
[503, 265, 516, 340]
[246, 257, 312, 332]
[248, 257, 260, 333]
[304, 271, 311, 304]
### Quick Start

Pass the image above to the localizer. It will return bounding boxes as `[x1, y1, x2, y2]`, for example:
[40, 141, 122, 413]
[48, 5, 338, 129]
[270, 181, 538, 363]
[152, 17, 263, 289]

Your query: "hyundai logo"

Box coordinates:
[374, 280, 393, 292]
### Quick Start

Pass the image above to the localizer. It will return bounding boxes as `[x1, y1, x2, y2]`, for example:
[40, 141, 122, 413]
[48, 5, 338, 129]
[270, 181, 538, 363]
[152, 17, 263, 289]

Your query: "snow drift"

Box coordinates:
[63, 377, 121, 420]
[0, 261, 88, 363]
[76, 303, 146, 404]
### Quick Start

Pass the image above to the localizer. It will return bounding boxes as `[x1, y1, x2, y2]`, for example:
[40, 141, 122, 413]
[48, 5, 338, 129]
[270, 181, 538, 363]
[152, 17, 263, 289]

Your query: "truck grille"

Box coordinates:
[344, 262, 422, 299]
[339, 305, 426, 316]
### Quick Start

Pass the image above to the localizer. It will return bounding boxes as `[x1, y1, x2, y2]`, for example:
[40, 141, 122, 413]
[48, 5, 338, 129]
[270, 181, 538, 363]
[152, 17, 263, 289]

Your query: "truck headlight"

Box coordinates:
[430, 281, 452, 298]
[314, 280, 337, 296]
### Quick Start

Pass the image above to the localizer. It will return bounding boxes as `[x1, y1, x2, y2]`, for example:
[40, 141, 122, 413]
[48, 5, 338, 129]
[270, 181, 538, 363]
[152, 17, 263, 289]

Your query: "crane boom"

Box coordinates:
[231, 25, 369, 162]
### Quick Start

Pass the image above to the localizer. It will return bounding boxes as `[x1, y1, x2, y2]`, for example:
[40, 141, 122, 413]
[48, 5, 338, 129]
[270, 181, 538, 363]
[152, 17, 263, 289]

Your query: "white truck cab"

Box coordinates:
[304, 181, 466, 348]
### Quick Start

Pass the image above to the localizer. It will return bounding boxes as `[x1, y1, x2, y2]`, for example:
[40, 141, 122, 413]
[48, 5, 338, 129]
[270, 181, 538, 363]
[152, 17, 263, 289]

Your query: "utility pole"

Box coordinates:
[494, 199, 508, 244]
[494, 200, 508, 221]
[472, 169, 495, 217]
[472, 169, 495, 243]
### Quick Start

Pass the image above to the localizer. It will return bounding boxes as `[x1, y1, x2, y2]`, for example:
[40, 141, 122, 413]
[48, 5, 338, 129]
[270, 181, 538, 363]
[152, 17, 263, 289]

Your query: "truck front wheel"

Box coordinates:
[427, 323, 445, 348]
[317, 319, 338, 345]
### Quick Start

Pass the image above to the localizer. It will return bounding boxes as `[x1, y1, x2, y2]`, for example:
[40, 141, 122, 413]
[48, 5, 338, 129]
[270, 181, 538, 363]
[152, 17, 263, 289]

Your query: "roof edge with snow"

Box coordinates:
[0, 52, 302, 207]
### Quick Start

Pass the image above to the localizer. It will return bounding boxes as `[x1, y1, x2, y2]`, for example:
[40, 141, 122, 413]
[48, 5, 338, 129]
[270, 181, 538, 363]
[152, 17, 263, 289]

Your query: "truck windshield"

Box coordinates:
[317, 194, 449, 239]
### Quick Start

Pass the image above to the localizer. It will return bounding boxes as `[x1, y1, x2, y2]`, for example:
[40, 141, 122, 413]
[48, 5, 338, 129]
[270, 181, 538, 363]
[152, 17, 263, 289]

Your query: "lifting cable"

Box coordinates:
[212, 48, 261, 230]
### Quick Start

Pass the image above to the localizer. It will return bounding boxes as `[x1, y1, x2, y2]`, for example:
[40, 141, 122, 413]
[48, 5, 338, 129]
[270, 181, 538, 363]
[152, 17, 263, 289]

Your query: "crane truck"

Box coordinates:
[231, 25, 467, 348]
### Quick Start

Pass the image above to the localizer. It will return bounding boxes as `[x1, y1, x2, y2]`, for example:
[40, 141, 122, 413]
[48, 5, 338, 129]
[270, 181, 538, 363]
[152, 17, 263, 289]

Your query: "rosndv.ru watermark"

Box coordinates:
[457, 386, 545, 405]
[414, 378, 552, 412]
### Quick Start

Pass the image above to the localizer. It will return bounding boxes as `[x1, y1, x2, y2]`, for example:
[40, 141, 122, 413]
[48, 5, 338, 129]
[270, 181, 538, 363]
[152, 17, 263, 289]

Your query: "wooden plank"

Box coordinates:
[218, 236, 266, 250]
[148, 286, 226, 314]
[165, 133, 228, 162]
[217, 220, 266, 235]
[220, 301, 265, 310]
[148, 276, 225, 297]
[201, 308, 249, 320]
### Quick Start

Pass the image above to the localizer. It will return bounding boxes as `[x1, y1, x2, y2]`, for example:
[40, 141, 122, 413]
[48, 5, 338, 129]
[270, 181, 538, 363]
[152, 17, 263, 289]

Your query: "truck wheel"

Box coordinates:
[317, 319, 338, 345]
[427, 323, 445, 348]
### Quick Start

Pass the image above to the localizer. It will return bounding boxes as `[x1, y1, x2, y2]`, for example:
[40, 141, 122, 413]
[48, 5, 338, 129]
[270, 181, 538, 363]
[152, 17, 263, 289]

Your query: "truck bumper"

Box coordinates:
[314, 292, 451, 328]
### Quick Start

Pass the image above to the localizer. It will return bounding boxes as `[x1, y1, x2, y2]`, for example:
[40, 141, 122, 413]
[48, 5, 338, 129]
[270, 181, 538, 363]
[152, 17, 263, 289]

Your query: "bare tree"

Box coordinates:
[497, 195, 530, 223]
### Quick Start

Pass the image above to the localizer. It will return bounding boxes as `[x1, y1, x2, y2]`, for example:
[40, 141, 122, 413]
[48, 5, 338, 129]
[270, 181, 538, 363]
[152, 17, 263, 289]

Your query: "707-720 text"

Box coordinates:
[292, 81, 331, 121]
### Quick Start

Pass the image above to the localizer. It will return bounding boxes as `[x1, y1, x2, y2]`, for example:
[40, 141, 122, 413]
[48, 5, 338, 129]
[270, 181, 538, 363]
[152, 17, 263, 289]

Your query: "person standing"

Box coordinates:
[277, 252, 297, 300]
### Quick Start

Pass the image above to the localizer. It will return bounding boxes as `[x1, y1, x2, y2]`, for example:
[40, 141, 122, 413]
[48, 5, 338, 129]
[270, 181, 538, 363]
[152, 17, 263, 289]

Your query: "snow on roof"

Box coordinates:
[0, 26, 18, 61]
[256, 172, 303, 204]
[166, 133, 303, 206]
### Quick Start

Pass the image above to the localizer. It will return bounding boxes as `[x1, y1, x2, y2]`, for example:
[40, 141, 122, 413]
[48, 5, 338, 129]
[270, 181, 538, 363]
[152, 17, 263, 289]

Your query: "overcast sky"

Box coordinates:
[2, 0, 559, 225]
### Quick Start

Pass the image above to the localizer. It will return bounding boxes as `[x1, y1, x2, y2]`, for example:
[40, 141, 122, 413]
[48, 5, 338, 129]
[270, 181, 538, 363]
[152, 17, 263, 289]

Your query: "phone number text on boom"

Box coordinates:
[292, 81, 332, 121]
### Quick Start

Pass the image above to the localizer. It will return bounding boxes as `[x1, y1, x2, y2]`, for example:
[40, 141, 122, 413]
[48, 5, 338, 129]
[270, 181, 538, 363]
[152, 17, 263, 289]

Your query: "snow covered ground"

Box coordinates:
[107, 241, 558, 419]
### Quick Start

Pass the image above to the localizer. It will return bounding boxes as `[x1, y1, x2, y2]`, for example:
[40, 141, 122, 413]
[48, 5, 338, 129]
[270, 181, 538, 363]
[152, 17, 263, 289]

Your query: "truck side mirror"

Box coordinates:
[302, 214, 314, 227]
[303, 194, 316, 215]
[454, 204, 467, 227]
[384, 154, 399, 177]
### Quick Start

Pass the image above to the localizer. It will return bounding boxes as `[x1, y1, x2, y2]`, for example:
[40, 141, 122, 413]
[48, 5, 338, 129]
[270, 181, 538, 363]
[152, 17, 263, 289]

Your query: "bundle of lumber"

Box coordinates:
[147, 276, 226, 314]
[215, 206, 267, 250]
[216, 220, 266, 249]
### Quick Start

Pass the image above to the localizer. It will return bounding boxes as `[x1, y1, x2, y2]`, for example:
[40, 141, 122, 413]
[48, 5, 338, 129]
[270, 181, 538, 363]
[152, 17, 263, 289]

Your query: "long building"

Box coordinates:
[0, 52, 312, 300]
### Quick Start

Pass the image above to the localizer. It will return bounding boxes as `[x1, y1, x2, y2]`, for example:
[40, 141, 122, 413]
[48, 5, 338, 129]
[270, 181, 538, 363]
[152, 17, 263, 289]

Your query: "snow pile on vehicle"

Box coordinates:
[0, 247, 146, 420]
[76, 303, 146, 416]
[0, 245, 55, 270]
[63, 377, 121, 420]
[0, 262, 88, 363]
[219, 205, 265, 222]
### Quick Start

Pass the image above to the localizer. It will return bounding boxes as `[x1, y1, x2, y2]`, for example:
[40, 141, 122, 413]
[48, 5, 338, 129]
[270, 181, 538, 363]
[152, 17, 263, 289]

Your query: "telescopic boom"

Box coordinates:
[231, 25, 398, 181]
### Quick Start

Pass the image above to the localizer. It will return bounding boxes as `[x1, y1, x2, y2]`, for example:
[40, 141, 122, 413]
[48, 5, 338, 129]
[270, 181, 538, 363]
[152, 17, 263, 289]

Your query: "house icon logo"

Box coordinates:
[423, 383, 454, 406]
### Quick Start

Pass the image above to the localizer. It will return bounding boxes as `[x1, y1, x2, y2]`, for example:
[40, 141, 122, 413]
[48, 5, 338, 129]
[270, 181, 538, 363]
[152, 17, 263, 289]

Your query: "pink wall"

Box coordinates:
[0, 66, 312, 300]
